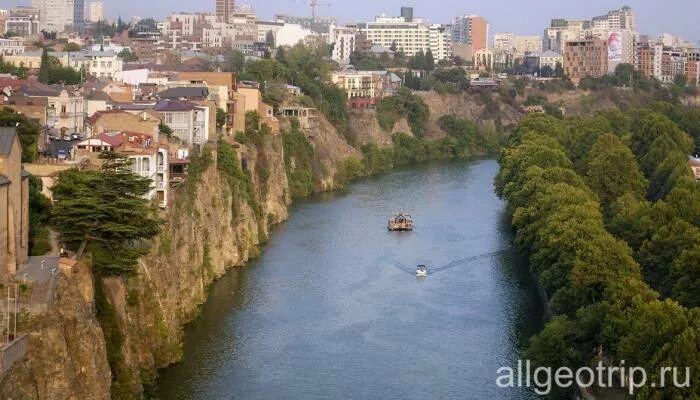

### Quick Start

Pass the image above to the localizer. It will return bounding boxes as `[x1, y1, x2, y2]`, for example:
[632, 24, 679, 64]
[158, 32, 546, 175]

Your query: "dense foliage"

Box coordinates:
[495, 106, 700, 398]
[28, 176, 52, 256]
[375, 88, 430, 137]
[38, 48, 83, 85]
[0, 107, 40, 162]
[282, 119, 316, 197]
[51, 152, 160, 275]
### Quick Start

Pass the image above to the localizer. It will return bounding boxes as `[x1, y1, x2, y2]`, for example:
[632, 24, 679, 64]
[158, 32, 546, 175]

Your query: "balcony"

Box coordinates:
[155, 181, 165, 190]
[156, 164, 164, 173]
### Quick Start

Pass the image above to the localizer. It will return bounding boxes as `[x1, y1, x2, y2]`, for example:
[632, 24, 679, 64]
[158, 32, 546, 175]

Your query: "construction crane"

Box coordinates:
[309, 0, 330, 20]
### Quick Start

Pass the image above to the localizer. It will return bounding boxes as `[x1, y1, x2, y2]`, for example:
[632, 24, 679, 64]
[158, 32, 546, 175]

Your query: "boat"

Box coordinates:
[416, 264, 428, 277]
[388, 213, 414, 231]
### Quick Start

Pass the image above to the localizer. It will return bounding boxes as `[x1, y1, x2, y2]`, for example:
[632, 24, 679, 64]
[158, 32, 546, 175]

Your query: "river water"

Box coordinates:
[156, 160, 543, 400]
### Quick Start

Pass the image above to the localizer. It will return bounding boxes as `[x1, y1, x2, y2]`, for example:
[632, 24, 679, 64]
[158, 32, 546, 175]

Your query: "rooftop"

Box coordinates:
[159, 86, 209, 99]
[0, 127, 18, 155]
[153, 100, 200, 112]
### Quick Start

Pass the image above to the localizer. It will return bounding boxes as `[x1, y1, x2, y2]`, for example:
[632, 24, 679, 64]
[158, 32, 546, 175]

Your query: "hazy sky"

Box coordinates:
[4, 0, 699, 42]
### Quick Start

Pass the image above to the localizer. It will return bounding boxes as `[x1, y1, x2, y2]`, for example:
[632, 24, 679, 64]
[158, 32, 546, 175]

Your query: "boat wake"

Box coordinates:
[391, 249, 509, 276]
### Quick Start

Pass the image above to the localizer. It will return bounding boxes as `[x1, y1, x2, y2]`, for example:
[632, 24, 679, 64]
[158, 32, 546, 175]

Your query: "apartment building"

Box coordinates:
[330, 25, 358, 65]
[331, 69, 401, 108]
[216, 0, 235, 23]
[153, 100, 209, 146]
[452, 15, 489, 55]
[564, 39, 608, 85]
[358, 10, 451, 59]
[13, 82, 86, 134]
[0, 128, 29, 281]
[634, 39, 700, 85]
[493, 33, 542, 57]
[591, 6, 636, 32]
[30, 0, 84, 32]
[65, 51, 124, 79]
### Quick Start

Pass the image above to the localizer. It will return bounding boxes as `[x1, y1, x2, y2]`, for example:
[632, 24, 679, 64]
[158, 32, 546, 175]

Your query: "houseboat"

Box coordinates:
[388, 213, 414, 231]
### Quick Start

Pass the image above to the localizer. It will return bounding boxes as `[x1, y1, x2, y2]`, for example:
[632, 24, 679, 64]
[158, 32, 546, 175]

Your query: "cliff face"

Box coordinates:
[0, 268, 111, 400]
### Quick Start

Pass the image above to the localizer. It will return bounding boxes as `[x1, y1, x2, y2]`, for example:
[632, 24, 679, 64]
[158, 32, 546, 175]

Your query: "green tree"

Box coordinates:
[28, 177, 52, 256]
[38, 48, 50, 84]
[51, 152, 160, 275]
[63, 42, 81, 52]
[584, 133, 648, 211]
[117, 48, 138, 62]
[0, 107, 40, 162]
[216, 108, 226, 129]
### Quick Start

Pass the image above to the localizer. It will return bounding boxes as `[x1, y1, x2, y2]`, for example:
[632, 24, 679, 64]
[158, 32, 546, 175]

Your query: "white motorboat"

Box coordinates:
[416, 264, 428, 277]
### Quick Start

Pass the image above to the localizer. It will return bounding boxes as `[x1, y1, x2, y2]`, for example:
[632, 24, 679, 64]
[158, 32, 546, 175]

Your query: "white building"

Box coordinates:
[429, 24, 452, 61]
[87, 1, 103, 23]
[274, 23, 316, 47]
[358, 12, 450, 60]
[493, 33, 542, 57]
[31, 0, 84, 32]
[153, 100, 209, 146]
[63, 51, 123, 79]
[330, 25, 358, 65]
[0, 39, 25, 56]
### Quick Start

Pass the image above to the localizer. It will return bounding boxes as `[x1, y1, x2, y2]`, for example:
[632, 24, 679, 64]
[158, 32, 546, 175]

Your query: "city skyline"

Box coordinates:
[2, 0, 695, 40]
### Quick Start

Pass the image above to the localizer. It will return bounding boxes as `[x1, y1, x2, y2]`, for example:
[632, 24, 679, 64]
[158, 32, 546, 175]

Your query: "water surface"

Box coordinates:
[157, 160, 543, 399]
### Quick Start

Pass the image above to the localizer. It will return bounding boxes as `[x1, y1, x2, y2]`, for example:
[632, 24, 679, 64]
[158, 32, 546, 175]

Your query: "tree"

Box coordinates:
[265, 30, 275, 48]
[28, 177, 52, 256]
[539, 65, 554, 78]
[51, 152, 160, 275]
[38, 48, 50, 84]
[216, 108, 226, 129]
[425, 49, 435, 71]
[584, 133, 648, 211]
[553, 62, 564, 78]
[223, 49, 246, 73]
[389, 40, 397, 52]
[0, 107, 40, 162]
[117, 48, 138, 62]
[63, 42, 81, 52]
[159, 122, 173, 137]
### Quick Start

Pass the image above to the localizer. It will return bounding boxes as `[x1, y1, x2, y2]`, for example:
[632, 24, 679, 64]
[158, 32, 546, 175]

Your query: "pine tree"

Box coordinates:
[51, 152, 160, 275]
[37, 48, 50, 84]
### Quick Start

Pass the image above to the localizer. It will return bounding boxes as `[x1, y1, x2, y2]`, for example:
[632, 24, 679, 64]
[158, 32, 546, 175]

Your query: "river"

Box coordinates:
[156, 159, 544, 399]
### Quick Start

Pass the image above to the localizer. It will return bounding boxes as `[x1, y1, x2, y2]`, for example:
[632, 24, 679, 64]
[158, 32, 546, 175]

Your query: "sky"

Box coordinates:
[3, 0, 699, 42]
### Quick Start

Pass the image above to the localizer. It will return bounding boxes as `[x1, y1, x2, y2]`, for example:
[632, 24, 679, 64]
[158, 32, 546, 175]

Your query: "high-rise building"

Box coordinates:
[88, 1, 103, 23]
[452, 15, 489, 54]
[5, 7, 41, 36]
[564, 38, 608, 85]
[592, 6, 636, 32]
[216, 0, 235, 23]
[31, 0, 84, 31]
[400, 7, 413, 23]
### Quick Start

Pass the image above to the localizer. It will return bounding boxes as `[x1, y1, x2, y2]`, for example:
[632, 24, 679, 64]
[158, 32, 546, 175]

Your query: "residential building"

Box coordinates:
[358, 9, 450, 59]
[0, 128, 29, 281]
[152, 100, 209, 146]
[564, 39, 608, 85]
[85, 109, 159, 137]
[429, 24, 452, 61]
[331, 69, 402, 108]
[474, 48, 494, 71]
[65, 51, 123, 79]
[13, 82, 86, 135]
[523, 50, 564, 74]
[31, 0, 84, 32]
[87, 0, 103, 23]
[543, 19, 591, 53]
[452, 15, 489, 54]
[493, 33, 542, 57]
[330, 25, 358, 65]
[591, 6, 636, 32]
[216, 0, 235, 23]
[75, 131, 169, 207]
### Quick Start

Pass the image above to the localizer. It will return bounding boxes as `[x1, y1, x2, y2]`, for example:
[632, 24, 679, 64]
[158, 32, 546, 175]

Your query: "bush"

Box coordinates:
[376, 88, 430, 137]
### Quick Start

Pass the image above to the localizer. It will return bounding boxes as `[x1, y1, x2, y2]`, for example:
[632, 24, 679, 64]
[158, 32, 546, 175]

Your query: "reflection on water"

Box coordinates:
[157, 160, 544, 400]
